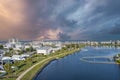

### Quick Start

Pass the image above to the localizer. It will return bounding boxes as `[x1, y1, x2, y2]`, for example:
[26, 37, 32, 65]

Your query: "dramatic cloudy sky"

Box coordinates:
[0, 0, 120, 40]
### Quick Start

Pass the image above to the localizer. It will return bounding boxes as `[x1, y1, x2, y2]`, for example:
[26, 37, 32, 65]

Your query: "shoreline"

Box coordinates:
[33, 59, 57, 80]
[33, 50, 80, 80]
[18, 49, 81, 80]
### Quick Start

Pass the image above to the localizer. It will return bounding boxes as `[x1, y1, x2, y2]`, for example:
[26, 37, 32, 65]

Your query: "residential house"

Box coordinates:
[2, 57, 14, 64]
[12, 55, 25, 61]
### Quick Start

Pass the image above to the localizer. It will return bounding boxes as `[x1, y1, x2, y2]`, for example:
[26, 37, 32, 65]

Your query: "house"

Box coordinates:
[21, 54, 32, 58]
[32, 45, 41, 49]
[0, 50, 4, 64]
[24, 44, 31, 49]
[2, 57, 11, 61]
[0, 50, 4, 59]
[36, 47, 52, 55]
[12, 55, 25, 61]
[2, 57, 14, 64]
[14, 44, 23, 50]
[0, 66, 4, 71]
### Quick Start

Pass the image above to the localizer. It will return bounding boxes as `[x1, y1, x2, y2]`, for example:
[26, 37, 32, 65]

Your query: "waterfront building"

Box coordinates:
[100, 40, 112, 45]
[117, 40, 120, 45]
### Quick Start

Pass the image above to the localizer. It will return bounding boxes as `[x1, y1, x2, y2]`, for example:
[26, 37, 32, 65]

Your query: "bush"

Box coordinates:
[4, 63, 13, 74]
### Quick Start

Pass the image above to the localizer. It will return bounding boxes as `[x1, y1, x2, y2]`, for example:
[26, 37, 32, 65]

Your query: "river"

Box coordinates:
[34, 46, 120, 80]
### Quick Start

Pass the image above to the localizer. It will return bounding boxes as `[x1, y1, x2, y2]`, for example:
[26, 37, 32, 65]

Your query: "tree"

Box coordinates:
[26, 46, 34, 52]
[13, 61, 20, 67]
[26, 48, 30, 52]
[4, 63, 13, 74]
[71, 44, 75, 48]
[75, 44, 80, 49]
[66, 45, 70, 49]
[9, 48, 13, 51]
[18, 50, 24, 55]
[30, 46, 34, 52]
[0, 45, 3, 49]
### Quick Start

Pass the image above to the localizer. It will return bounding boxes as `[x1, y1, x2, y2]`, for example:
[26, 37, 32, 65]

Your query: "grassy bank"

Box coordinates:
[0, 55, 47, 80]
[22, 58, 54, 80]
[21, 49, 80, 80]
[0, 44, 84, 80]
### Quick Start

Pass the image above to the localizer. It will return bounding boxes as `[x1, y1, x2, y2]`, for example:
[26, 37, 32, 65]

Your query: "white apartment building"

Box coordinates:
[36, 47, 52, 55]
[4, 38, 23, 50]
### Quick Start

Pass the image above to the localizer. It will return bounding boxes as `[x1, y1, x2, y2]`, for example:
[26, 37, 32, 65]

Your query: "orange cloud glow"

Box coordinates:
[0, 0, 29, 40]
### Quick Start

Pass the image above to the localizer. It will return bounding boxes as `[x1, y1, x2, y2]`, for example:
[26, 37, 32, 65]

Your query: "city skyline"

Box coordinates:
[0, 0, 120, 40]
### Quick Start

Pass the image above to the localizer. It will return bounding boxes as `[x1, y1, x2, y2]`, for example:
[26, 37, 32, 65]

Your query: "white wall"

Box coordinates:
[37, 49, 47, 55]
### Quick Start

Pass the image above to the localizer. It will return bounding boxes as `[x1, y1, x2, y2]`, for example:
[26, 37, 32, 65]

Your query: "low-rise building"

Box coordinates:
[21, 54, 32, 58]
[12, 55, 25, 61]
[4, 38, 23, 50]
[52, 47, 62, 53]
[0, 50, 4, 59]
[2, 57, 14, 64]
[24, 44, 31, 49]
[36, 47, 52, 55]
[0, 50, 4, 64]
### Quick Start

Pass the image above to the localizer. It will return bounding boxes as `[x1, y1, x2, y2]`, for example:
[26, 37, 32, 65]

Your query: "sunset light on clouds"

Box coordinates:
[0, 0, 120, 40]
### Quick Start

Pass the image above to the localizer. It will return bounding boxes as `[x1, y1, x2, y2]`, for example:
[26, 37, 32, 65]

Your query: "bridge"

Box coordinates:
[80, 56, 118, 64]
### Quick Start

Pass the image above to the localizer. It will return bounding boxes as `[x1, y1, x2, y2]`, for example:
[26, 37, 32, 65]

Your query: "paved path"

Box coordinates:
[16, 53, 68, 80]
[16, 57, 52, 80]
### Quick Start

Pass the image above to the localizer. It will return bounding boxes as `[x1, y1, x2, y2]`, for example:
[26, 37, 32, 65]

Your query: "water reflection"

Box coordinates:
[34, 47, 120, 80]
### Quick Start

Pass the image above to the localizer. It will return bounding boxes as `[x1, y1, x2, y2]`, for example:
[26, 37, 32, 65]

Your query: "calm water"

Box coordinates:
[34, 46, 120, 80]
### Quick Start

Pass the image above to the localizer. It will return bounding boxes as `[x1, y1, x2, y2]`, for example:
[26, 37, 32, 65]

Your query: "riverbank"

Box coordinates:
[19, 49, 79, 80]
[16, 44, 84, 80]
[20, 49, 80, 80]
[33, 46, 120, 80]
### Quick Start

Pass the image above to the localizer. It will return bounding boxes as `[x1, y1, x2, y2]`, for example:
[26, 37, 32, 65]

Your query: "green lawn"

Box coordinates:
[0, 54, 46, 80]
[21, 49, 80, 80]
[0, 44, 84, 80]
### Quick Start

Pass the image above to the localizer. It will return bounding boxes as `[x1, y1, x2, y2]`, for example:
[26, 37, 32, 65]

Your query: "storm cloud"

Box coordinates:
[0, 0, 120, 40]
